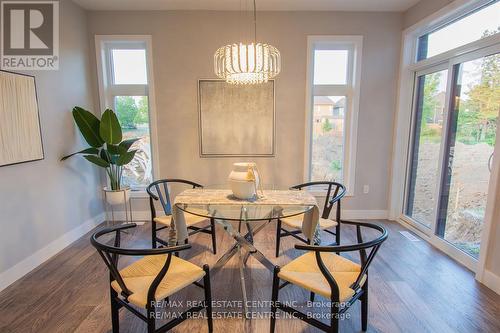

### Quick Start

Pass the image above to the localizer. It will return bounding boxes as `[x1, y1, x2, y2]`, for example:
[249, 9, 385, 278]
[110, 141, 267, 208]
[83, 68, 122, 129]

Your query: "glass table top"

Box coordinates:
[174, 184, 315, 222]
[176, 203, 314, 222]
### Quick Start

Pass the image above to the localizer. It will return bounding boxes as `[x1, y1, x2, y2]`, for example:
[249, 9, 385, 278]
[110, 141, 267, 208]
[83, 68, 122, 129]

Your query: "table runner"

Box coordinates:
[171, 189, 320, 244]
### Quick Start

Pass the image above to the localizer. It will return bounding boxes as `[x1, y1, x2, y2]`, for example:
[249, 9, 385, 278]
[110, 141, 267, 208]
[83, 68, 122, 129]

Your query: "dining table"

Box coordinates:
[171, 185, 319, 316]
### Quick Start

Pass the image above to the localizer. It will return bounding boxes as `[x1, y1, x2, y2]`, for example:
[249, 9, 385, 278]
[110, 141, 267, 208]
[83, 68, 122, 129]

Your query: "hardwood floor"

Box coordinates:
[0, 220, 499, 333]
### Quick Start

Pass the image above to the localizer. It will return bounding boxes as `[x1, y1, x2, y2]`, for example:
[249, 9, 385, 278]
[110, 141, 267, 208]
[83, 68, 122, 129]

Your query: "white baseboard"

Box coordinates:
[342, 210, 389, 220]
[482, 269, 500, 295]
[105, 210, 151, 222]
[0, 212, 105, 293]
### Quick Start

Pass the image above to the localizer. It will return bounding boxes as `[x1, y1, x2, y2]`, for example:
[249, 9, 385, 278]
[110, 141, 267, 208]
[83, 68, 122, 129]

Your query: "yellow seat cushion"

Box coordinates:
[111, 255, 205, 308]
[281, 215, 338, 230]
[278, 252, 365, 302]
[154, 210, 209, 227]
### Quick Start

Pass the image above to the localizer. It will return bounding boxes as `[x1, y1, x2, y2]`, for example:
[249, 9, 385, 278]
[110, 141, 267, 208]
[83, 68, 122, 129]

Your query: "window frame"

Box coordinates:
[403, 63, 450, 230]
[95, 35, 160, 194]
[390, 0, 500, 275]
[304, 35, 363, 196]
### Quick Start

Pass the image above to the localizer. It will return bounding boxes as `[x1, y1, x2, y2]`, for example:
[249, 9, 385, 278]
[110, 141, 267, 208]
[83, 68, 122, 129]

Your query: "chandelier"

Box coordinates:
[214, 0, 281, 85]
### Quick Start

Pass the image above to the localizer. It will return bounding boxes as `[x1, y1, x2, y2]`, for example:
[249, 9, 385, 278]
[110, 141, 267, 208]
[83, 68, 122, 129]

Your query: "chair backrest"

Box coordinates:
[290, 181, 346, 220]
[90, 223, 190, 303]
[295, 220, 388, 302]
[146, 179, 203, 216]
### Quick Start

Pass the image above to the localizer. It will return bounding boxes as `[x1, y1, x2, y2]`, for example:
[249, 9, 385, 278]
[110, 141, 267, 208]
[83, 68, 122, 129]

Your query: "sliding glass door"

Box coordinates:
[404, 51, 500, 260]
[436, 53, 500, 258]
[398, 0, 500, 270]
[406, 69, 448, 228]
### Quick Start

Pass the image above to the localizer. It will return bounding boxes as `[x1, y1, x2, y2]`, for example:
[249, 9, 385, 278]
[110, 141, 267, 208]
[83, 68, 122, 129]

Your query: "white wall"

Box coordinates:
[87, 10, 402, 215]
[0, 0, 103, 289]
[480, 160, 500, 293]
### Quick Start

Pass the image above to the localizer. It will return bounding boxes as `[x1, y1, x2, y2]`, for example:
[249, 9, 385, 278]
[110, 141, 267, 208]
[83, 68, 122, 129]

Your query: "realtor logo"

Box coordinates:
[1, 1, 59, 70]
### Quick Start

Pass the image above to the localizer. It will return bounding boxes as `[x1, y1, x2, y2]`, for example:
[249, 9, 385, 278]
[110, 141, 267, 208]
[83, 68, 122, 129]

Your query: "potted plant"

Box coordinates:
[61, 106, 138, 205]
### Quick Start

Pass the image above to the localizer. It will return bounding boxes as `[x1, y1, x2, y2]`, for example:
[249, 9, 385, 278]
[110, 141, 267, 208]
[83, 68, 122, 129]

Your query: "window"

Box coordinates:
[305, 36, 362, 192]
[111, 49, 148, 84]
[96, 37, 157, 190]
[417, 0, 500, 60]
[313, 50, 348, 84]
[396, 0, 500, 267]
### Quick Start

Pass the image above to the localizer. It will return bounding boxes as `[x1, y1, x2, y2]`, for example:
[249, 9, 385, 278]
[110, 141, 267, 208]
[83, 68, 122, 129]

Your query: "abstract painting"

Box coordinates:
[198, 79, 275, 157]
[0, 71, 43, 167]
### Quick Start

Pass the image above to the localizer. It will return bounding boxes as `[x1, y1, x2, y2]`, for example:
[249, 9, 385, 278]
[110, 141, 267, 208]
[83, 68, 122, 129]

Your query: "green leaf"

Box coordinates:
[99, 109, 122, 145]
[116, 150, 137, 166]
[72, 107, 104, 148]
[119, 138, 140, 151]
[108, 144, 127, 155]
[60, 148, 98, 161]
[83, 155, 110, 168]
[100, 149, 111, 163]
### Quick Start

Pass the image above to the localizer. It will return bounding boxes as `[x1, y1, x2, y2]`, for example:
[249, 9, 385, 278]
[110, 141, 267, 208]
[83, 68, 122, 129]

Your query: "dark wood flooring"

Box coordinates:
[0, 220, 499, 333]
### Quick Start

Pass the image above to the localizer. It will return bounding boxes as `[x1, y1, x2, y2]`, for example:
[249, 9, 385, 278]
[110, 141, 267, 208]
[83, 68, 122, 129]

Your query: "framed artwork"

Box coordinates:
[0, 70, 44, 167]
[198, 79, 275, 157]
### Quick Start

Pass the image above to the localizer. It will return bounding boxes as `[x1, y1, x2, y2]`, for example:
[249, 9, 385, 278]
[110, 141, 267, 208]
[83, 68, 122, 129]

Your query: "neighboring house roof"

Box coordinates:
[315, 96, 346, 106]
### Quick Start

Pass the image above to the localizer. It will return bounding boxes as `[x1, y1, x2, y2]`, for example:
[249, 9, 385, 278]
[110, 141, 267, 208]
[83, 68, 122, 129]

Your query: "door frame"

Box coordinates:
[403, 44, 500, 272]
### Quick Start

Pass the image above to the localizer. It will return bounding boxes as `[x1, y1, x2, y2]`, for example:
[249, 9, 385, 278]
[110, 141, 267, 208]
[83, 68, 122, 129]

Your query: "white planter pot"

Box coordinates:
[104, 187, 130, 206]
[228, 163, 260, 200]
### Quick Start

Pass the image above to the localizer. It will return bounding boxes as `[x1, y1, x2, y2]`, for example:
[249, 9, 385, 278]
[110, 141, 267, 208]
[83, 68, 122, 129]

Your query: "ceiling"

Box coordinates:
[73, 0, 422, 12]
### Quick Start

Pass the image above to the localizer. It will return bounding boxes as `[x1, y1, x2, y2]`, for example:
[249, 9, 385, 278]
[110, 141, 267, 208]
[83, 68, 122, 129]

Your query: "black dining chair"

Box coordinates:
[270, 220, 388, 333]
[276, 181, 346, 257]
[90, 223, 213, 333]
[146, 179, 217, 253]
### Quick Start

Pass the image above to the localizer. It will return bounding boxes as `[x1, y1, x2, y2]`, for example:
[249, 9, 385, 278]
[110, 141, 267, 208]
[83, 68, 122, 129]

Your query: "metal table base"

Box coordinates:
[210, 212, 275, 318]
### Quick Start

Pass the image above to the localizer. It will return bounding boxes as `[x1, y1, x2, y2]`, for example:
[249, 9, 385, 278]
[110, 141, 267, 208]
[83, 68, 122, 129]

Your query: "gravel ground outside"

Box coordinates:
[408, 141, 493, 257]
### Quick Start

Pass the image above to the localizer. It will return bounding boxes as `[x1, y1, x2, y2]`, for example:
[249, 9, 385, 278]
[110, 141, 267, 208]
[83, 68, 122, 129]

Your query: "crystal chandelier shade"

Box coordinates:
[214, 43, 281, 84]
[213, 1, 281, 84]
